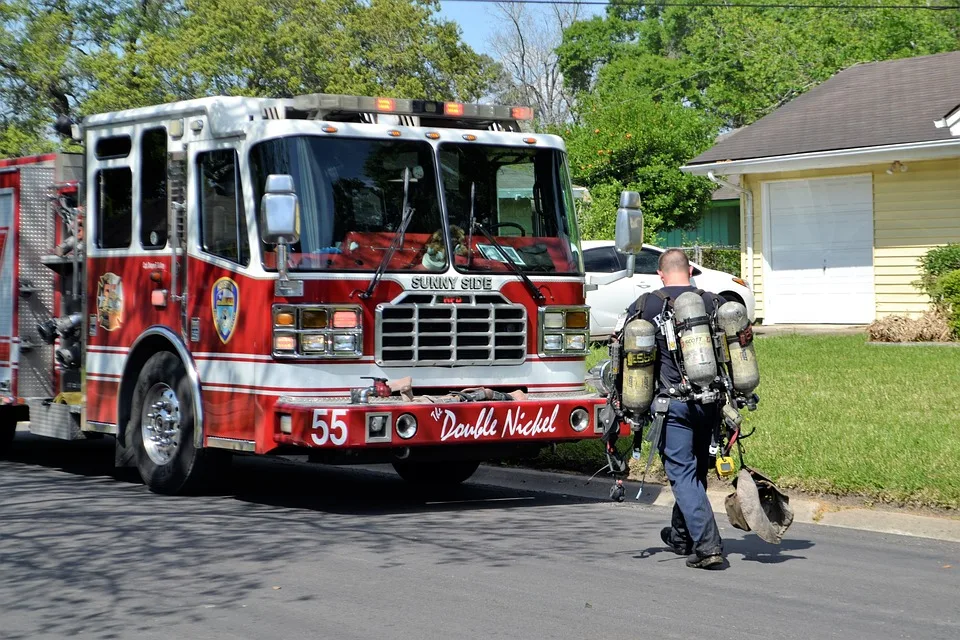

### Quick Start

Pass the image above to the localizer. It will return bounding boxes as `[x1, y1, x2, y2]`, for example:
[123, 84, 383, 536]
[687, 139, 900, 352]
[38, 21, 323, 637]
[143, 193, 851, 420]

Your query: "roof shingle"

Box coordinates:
[688, 51, 960, 165]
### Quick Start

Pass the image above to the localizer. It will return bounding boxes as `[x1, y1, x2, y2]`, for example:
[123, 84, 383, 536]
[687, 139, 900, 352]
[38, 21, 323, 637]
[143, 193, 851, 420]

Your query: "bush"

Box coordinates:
[678, 246, 741, 276]
[937, 269, 960, 337]
[867, 309, 954, 342]
[699, 247, 740, 275]
[917, 244, 960, 304]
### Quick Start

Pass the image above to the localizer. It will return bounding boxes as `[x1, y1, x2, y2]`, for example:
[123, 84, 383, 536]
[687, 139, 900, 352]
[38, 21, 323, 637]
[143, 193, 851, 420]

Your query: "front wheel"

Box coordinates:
[129, 352, 212, 494]
[392, 460, 481, 487]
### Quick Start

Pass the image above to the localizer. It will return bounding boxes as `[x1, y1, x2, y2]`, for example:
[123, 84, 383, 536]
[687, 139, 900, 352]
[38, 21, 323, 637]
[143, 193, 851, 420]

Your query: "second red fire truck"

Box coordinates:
[0, 93, 642, 493]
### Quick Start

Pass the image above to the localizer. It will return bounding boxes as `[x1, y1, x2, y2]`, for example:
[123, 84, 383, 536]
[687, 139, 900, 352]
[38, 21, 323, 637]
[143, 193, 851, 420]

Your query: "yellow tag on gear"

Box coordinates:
[716, 456, 736, 478]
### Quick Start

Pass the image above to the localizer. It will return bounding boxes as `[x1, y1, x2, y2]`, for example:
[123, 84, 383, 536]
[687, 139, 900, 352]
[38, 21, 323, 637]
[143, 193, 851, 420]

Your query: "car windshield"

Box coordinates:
[250, 135, 444, 271]
[439, 143, 582, 275]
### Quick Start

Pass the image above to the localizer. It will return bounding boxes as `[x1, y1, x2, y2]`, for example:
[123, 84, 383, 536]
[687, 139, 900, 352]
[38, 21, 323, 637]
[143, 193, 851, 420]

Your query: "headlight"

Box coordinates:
[300, 334, 327, 353]
[539, 306, 590, 356]
[274, 333, 297, 352]
[333, 334, 357, 352]
[301, 309, 329, 329]
[544, 312, 564, 329]
[543, 334, 563, 351]
[272, 305, 362, 358]
[565, 334, 586, 351]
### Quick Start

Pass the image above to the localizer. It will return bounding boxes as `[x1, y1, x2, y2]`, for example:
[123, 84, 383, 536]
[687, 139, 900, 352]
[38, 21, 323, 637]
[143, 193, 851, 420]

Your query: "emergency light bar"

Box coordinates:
[291, 93, 534, 124]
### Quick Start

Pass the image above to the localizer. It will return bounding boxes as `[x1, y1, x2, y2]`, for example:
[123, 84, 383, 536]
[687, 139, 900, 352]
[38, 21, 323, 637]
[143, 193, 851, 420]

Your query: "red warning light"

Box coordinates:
[445, 102, 465, 117]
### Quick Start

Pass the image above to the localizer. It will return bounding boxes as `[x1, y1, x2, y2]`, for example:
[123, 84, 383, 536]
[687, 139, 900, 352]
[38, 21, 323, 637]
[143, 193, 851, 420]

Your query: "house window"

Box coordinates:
[140, 128, 168, 249]
[198, 149, 248, 265]
[97, 168, 133, 249]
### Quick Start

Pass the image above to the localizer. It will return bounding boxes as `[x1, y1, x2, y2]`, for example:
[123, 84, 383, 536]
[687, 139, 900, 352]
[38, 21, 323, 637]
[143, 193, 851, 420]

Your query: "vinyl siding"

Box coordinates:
[741, 158, 960, 322]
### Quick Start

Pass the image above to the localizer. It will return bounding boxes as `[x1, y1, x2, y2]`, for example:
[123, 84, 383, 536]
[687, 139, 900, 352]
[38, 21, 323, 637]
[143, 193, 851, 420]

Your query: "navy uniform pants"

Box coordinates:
[659, 399, 723, 556]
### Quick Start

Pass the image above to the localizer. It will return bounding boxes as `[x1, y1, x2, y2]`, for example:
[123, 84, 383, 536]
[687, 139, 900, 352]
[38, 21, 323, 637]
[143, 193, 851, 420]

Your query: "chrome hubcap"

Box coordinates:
[141, 383, 181, 466]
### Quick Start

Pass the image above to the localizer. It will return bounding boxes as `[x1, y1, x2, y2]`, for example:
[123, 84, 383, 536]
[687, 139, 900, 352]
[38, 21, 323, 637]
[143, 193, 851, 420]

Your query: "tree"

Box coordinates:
[487, 1, 582, 127]
[0, 0, 499, 156]
[563, 93, 719, 241]
[559, 2, 960, 129]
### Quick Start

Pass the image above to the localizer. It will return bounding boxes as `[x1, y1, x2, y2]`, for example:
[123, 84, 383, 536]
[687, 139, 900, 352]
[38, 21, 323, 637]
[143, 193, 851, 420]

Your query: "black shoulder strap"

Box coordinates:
[626, 292, 650, 319]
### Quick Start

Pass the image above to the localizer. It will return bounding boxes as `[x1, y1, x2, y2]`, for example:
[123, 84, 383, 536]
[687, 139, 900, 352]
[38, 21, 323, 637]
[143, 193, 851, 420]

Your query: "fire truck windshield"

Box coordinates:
[250, 136, 582, 275]
[440, 143, 582, 275]
[251, 135, 445, 272]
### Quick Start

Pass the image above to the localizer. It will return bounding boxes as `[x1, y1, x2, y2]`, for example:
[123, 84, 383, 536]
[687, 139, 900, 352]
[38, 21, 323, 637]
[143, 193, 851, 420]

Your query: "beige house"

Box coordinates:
[682, 52, 960, 325]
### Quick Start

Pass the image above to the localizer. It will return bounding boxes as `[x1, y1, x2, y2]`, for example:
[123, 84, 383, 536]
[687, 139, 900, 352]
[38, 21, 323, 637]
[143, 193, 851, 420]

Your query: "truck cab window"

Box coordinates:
[140, 128, 168, 249]
[198, 149, 248, 265]
[96, 168, 133, 249]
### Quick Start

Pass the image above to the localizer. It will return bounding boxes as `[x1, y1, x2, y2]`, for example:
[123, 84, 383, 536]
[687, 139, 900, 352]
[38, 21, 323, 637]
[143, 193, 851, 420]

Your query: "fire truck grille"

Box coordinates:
[376, 293, 527, 367]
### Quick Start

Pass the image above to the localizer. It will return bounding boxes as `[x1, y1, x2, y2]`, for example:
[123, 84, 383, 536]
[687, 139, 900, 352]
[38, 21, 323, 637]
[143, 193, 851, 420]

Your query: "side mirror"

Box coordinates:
[614, 190, 643, 255]
[260, 174, 300, 245]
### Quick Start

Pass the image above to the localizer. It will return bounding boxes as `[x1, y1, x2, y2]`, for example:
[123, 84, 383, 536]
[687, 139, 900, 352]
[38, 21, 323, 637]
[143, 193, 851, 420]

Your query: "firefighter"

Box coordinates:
[625, 249, 725, 569]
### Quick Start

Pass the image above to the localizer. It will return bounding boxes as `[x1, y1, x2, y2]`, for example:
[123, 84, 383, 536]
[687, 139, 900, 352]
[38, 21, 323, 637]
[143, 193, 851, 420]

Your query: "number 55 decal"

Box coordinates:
[311, 409, 348, 446]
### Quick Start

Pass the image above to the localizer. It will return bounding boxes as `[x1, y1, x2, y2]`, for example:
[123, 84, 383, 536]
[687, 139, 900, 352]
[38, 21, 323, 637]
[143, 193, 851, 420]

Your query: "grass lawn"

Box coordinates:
[528, 334, 960, 509]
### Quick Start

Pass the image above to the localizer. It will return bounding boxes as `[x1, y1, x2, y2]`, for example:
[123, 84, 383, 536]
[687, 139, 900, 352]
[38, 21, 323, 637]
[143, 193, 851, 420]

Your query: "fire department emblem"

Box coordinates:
[212, 277, 239, 344]
[96, 272, 124, 332]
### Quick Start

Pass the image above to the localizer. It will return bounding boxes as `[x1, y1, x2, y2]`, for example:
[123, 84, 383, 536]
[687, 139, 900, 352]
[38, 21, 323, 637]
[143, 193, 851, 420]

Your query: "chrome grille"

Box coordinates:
[376, 293, 526, 366]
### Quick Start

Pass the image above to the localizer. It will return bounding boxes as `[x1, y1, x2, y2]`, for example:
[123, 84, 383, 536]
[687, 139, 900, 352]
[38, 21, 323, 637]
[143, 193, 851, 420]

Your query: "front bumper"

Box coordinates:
[272, 394, 621, 449]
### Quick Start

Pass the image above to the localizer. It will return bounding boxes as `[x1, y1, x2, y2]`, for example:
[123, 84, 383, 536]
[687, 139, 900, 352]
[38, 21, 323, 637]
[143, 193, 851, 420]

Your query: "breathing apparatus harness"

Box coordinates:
[594, 289, 760, 502]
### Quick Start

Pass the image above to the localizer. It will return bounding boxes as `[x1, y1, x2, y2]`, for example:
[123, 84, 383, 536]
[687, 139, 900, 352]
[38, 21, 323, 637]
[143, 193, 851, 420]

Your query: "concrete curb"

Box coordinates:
[471, 465, 960, 544]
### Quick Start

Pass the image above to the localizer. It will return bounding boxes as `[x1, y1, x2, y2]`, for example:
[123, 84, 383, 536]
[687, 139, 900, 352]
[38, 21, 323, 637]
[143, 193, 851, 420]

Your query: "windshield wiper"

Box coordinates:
[470, 220, 545, 305]
[361, 167, 415, 300]
[462, 181, 544, 305]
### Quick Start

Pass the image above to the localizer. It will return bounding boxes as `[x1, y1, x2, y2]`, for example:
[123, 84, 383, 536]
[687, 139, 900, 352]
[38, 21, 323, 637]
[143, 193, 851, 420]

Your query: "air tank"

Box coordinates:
[717, 301, 759, 394]
[620, 318, 656, 413]
[673, 291, 718, 389]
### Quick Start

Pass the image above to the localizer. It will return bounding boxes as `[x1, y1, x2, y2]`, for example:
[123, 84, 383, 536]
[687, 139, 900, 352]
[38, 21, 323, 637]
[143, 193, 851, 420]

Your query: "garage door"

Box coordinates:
[764, 175, 875, 324]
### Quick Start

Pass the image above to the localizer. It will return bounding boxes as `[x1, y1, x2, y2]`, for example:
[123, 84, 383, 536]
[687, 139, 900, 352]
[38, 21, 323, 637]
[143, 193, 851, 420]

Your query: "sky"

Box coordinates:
[437, 1, 605, 55]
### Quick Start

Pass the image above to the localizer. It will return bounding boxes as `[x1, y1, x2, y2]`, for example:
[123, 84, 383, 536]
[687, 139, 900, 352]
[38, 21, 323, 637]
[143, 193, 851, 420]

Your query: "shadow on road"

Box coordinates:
[632, 535, 813, 568]
[0, 432, 654, 639]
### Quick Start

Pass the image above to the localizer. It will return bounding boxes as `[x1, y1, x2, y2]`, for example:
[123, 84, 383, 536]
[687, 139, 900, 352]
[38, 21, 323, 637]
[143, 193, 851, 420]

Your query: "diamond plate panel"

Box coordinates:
[26, 400, 82, 440]
[18, 166, 56, 398]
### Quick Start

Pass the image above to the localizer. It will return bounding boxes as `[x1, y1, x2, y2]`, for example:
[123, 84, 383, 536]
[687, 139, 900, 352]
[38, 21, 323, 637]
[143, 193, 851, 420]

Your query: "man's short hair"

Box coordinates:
[658, 248, 690, 274]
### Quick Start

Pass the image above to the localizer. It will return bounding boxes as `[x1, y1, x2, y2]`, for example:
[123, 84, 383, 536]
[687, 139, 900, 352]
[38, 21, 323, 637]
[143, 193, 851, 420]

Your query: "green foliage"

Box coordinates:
[563, 94, 719, 240]
[936, 270, 960, 337]
[917, 244, 960, 304]
[696, 247, 740, 276]
[529, 336, 960, 509]
[560, 4, 960, 129]
[0, 0, 499, 156]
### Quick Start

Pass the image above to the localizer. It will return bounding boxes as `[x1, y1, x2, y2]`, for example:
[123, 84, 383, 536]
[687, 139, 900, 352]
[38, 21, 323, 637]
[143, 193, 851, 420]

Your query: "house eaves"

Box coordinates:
[934, 103, 960, 137]
[681, 138, 960, 176]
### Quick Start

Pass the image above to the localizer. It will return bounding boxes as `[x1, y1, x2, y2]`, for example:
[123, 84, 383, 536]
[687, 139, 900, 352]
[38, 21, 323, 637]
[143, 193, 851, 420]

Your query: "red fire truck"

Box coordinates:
[0, 94, 641, 494]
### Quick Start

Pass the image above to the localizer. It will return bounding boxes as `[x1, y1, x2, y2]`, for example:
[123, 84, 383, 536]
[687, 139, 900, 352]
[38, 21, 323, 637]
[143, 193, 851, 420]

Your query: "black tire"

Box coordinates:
[392, 460, 481, 486]
[0, 423, 15, 457]
[0, 406, 25, 458]
[128, 351, 211, 494]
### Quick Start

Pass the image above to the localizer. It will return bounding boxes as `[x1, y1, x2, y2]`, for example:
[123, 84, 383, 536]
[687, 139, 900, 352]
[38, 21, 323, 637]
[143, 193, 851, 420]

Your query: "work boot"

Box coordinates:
[685, 552, 724, 570]
[660, 527, 693, 556]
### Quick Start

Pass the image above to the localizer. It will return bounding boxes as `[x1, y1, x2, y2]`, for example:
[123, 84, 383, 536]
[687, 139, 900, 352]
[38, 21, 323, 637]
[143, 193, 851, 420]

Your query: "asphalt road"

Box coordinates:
[1, 432, 958, 640]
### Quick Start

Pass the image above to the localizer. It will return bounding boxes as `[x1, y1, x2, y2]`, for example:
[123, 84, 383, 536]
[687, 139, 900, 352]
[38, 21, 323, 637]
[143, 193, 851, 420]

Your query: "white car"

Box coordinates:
[582, 240, 756, 340]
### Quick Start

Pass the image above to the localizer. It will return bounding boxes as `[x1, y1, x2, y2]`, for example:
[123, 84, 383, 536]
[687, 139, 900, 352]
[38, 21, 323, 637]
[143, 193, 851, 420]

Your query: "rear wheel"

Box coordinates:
[0, 406, 25, 457]
[129, 352, 213, 494]
[392, 460, 481, 487]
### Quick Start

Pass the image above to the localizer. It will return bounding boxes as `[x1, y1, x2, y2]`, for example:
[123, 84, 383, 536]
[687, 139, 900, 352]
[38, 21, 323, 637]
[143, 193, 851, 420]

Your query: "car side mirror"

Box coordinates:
[614, 190, 643, 255]
[260, 174, 301, 245]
